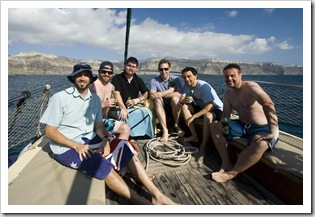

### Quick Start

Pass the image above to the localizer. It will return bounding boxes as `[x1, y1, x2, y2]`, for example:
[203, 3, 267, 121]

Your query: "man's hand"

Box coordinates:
[74, 143, 92, 161]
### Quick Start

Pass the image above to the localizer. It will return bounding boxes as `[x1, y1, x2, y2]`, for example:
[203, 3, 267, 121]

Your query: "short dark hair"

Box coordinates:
[125, 56, 138, 67]
[223, 63, 241, 73]
[181, 66, 198, 76]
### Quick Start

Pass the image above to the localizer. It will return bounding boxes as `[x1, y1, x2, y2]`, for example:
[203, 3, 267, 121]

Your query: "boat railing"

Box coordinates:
[8, 79, 303, 162]
[8, 81, 69, 161]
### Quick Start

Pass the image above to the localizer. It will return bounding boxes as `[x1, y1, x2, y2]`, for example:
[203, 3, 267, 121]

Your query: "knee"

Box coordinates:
[204, 112, 213, 123]
[121, 123, 131, 132]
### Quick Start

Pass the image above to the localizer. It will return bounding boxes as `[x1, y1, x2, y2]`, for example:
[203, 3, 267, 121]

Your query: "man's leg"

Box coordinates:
[196, 112, 214, 167]
[210, 122, 233, 171]
[212, 140, 268, 183]
[126, 155, 176, 205]
[154, 98, 169, 142]
[182, 104, 198, 143]
[104, 168, 152, 204]
[114, 122, 131, 140]
[170, 97, 184, 136]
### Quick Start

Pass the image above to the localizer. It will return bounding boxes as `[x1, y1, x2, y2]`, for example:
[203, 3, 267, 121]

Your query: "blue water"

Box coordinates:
[8, 74, 303, 138]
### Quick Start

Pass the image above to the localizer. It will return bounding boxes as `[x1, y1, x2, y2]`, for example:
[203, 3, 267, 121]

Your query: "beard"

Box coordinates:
[75, 80, 90, 92]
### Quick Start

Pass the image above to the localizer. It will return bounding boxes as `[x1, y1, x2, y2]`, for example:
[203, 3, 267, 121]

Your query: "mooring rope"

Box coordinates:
[144, 134, 199, 171]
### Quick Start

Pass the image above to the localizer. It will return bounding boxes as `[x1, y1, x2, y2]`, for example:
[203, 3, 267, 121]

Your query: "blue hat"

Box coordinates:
[99, 61, 114, 72]
[67, 63, 98, 83]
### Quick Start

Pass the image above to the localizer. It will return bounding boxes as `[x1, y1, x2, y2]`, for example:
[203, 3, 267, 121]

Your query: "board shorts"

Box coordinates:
[228, 119, 279, 151]
[53, 149, 113, 180]
[54, 136, 139, 179]
[103, 118, 123, 133]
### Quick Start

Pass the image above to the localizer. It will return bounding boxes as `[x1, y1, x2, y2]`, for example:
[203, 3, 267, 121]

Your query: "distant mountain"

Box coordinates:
[8, 51, 303, 75]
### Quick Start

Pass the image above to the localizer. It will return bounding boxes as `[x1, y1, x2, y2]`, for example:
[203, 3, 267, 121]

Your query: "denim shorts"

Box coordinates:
[53, 149, 113, 180]
[228, 120, 279, 151]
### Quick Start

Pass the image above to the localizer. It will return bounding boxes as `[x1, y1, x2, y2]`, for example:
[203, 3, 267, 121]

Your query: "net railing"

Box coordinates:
[8, 81, 69, 157]
[8, 80, 302, 160]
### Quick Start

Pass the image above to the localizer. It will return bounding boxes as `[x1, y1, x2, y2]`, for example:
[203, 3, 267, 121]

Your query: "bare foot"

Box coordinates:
[197, 156, 204, 168]
[152, 194, 177, 205]
[159, 131, 169, 143]
[211, 171, 236, 183]
[184, 136, 199, 143]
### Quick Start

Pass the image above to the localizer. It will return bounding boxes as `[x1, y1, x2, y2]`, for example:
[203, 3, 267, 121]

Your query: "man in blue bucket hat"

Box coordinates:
[67, 62, 98, 83]
[40, 63, 175, 205]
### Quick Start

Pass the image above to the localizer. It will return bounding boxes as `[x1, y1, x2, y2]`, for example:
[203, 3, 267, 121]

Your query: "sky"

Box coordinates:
[4, 1, 310, 66]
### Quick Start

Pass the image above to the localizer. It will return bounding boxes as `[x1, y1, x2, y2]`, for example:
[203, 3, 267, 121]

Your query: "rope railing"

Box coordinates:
[8, 81, 69, 161]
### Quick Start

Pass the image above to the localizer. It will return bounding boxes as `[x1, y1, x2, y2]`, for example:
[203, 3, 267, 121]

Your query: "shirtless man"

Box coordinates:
[89, 61, 130, 140]
[211, 63, 279, 183]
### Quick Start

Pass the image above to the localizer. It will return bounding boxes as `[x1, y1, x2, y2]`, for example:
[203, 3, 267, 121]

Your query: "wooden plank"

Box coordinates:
[175, 169, 215, 205]
[164, 170, 196, 205]
[190, 168, 235, 205]
[154, 173, 182, 204]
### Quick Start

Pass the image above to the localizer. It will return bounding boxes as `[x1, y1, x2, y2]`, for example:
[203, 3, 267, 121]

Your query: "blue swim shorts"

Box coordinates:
[53, 149, 114, 180]
[228, 120, 279, 151]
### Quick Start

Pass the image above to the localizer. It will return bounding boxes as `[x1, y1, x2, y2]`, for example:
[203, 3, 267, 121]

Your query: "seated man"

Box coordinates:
[211, 63, 279, 183]
[40, 63, 175, 205]
[111, 57, 154, 139]
[150, 59, 183, 143]
[89, 61, 130, 140]
[180, 67, 223, 163]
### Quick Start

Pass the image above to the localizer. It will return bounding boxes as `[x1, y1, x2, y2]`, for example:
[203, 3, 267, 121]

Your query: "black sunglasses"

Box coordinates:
[100, 70, 113, 75]
[159, 68, 169, 71]
[73, 63, 91, 71]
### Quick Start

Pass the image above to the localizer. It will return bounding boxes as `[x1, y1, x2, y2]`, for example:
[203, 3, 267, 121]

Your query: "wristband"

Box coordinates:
[103, 135, 108, 140]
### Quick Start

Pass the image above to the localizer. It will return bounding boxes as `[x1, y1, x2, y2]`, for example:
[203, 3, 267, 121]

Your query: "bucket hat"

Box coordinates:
[67, 63, 98, 83]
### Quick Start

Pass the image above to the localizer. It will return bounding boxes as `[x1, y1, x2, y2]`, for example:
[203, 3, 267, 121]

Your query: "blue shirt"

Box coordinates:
[182, 80, 223, 111]
[150, 74, 183, 104]
[40, 86, 103, 155]
[150, 74, 182, 93]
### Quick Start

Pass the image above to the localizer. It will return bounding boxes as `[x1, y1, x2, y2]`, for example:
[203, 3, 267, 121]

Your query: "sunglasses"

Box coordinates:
[100, 70, 113, 75]
[73, 63, 91, 71]
[159, 68, 169, 71]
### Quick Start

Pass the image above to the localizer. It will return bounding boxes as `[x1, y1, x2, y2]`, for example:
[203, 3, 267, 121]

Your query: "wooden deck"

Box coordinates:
[105, 137, 285, 205]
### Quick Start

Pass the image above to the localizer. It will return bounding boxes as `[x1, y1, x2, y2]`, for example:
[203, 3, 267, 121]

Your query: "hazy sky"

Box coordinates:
[5, 1, 310, 66]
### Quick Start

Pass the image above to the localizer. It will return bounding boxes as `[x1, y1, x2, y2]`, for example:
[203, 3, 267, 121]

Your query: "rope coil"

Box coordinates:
[144, 135, 199, 170]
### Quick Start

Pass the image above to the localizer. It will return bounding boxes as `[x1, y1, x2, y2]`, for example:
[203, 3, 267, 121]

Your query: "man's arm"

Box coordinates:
[250, 83, 278, 137]
[114, 90, 129, 121]
[94, 122, 111, 156]
[45, 125, 91, 161]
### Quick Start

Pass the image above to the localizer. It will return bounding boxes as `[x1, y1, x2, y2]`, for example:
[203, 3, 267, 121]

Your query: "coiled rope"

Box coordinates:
[144, 134, 199, 171]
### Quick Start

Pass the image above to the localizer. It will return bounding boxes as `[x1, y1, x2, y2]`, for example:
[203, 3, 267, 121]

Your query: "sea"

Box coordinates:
[8, 74, 303, 139]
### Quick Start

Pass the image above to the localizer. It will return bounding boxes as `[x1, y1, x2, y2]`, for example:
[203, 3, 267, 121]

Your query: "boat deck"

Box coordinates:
[105, 137, 284, 205]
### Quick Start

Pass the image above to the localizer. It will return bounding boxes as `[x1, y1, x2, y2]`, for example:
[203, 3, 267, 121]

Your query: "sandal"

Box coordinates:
[173, 126, 185, 137]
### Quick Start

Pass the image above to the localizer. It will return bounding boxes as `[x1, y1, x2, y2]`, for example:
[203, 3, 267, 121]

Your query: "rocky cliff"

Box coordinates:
[8, 51, 303, 75]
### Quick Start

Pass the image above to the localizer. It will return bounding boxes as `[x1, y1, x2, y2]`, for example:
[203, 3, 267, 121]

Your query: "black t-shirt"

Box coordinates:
[111, 72, 148, 103]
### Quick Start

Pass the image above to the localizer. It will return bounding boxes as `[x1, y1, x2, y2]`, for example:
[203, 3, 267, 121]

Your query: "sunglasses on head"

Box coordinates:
[159, 68, 169, 71]
[73, 63, 91, 71]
